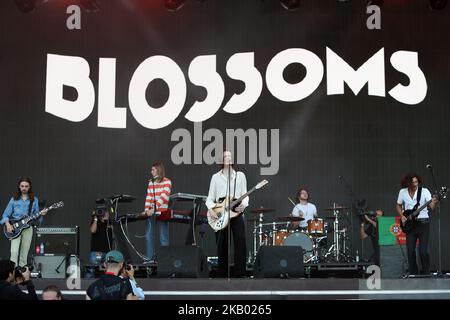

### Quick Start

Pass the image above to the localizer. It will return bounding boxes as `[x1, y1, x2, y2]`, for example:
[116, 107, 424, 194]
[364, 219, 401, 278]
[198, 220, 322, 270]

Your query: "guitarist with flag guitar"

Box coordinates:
[1, 178, 48, 267]
[396, 173, 439, 275]
[206, 150, 249, 278]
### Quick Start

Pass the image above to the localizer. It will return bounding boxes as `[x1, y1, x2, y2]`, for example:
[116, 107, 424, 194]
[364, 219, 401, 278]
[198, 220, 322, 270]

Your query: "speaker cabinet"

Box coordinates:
[254, 246, 305, 278]
[33, 254, 67, 279]
[157, 246, 209, 278]
[380, 245, 408, 278]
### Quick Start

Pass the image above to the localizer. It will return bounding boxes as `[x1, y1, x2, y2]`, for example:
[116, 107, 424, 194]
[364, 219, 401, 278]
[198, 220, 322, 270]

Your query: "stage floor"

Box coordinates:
[31, 277, 450, 300]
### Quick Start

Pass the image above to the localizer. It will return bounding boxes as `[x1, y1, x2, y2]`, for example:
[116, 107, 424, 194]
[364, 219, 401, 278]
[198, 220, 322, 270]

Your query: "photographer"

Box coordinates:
[0, 260, 38, 300]
[86, 250, 135, 300]
[86, 202, 113, 278]
[120, 262, 145, 300]
[360, 209, 384, 265]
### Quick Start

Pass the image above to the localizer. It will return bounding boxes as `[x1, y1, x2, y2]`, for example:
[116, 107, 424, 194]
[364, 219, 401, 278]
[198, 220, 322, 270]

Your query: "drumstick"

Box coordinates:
[288, 197, 296, 207]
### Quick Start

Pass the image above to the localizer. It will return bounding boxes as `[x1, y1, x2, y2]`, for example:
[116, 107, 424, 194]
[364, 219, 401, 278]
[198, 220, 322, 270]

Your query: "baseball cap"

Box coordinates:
[105, 250, 124, 263]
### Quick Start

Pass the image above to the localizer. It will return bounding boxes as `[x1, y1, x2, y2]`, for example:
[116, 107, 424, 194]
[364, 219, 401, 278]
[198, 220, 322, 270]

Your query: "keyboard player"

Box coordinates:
[143, 161, 172, 263]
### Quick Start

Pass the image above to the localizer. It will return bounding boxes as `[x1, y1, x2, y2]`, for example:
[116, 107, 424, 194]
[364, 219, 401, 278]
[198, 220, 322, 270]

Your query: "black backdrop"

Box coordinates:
[1, 0, 450, 270]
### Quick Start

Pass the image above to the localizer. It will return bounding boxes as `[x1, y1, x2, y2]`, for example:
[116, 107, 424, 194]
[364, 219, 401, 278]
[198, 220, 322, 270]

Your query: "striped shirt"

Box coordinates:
[145, 178, 172, 213]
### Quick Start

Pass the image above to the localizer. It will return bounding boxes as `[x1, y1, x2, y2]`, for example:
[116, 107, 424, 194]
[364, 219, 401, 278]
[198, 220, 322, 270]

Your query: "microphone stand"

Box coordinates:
[227, 166, 232, 280]
[339, 175, 355, 261]
[152, 178, 158, 262]
[55, 255, 67, 275]
[427, 165, 443, 277]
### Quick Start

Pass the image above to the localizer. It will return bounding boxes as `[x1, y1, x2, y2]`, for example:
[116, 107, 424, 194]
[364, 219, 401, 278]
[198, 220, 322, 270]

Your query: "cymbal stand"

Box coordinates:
[251, 213, 264, 263]
[310, 235, 327, 263]
[325, 203, 345, 262]
[272, 221, 277, 246]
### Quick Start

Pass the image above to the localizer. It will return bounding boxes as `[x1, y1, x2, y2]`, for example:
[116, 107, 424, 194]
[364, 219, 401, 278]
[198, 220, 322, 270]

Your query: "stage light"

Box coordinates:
[280, 0, 300, 11]
[79, 0, 100, 13]
[429, 0, 448, 10]
[14, 0, 36, 13]
[165, 0, 186, 11]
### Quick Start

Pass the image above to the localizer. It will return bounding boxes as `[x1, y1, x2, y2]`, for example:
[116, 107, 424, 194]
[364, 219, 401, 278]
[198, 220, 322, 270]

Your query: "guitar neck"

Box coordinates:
[413, 199, 432, 217]
[230, 186, 256, 208]
[27, 208, 48, 223]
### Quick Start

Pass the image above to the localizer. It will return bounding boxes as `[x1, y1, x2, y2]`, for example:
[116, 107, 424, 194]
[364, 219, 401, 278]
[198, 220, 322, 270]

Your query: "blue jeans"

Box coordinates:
[145, 217, 169, 259]
[89, 251, 106, 265]
[85, 251, 106, 278]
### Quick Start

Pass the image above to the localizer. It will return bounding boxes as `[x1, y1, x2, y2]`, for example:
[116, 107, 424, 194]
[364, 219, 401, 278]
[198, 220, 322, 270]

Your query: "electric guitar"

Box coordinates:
[3, 201, 64, 240]
[207, 180, 269, 232]
[400, 187, 447, 233]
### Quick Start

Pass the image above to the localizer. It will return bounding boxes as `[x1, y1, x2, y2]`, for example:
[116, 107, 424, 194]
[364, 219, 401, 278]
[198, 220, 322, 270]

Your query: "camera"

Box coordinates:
[364, 210, 378, 217]
[14, 265, 33, 281]
[94, 198, 111, 217]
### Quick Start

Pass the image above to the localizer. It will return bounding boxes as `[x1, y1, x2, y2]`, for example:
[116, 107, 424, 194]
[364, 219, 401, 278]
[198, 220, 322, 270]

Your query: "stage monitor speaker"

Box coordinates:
[157, 246, 208, 278]
[254, 246, 305, 278]
[33, 254, 68, 279]
[380, 244, 408, 278]
[34, 226, 79, 256]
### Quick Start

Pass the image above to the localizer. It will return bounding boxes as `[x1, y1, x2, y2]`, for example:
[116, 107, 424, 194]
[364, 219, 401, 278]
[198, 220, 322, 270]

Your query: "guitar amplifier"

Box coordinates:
[33, 226, 79, 256]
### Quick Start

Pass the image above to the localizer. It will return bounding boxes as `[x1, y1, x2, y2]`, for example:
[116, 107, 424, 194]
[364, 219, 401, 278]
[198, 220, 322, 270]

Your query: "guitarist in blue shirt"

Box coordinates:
[0, 178, 47, 267]
[396, 173, 438, 275]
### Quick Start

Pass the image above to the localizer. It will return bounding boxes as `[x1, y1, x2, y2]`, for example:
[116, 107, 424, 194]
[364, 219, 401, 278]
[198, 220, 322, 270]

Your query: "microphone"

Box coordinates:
[426, 164, 433, 170]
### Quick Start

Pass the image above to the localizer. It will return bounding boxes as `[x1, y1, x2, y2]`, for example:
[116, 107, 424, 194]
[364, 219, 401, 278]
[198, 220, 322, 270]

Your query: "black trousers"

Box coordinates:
[215, 215, 247, 277]
[369, 235, 380, 266]
[406, 221, 430, 275]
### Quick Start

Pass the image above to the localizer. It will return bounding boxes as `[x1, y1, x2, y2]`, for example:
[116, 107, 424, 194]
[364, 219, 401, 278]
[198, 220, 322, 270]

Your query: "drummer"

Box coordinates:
[290, 187, 318, 231]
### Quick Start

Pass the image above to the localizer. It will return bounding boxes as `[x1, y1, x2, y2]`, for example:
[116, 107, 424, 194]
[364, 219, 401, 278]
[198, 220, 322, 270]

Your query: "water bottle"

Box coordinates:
[40, 242, 44, 255]
[35, 245, 40, 254]
[355, 250, 359, 262]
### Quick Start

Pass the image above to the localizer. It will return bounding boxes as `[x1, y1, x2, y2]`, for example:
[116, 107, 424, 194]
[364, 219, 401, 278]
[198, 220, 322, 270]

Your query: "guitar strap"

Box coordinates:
[413, 187, 422, 212]
[28, 198, 34, 216]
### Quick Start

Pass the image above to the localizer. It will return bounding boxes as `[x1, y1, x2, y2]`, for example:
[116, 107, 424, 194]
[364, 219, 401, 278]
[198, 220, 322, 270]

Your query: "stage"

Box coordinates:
[31, 277, 450, 300]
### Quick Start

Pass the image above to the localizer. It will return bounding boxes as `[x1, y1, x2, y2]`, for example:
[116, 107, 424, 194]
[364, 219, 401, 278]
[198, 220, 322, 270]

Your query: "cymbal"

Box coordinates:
[250, 207, 275, 214]
[324, 206, 349, 211]
[108, 194, 136, 203]
[275, 216, 304, 222]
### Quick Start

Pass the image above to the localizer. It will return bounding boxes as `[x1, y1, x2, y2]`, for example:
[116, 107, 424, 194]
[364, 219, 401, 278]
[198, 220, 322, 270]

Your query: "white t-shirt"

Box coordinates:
[291, 202, 317, 228]
[397, 187, 432, 219]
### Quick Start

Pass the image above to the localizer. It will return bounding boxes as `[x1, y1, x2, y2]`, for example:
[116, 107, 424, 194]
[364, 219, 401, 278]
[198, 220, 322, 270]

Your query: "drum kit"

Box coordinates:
[248, 204, 354, 264]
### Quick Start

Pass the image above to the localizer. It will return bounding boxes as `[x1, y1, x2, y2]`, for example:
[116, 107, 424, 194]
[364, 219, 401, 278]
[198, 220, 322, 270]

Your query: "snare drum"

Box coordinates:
[307, 218, 325, 236]
[283, 231, 313, 261]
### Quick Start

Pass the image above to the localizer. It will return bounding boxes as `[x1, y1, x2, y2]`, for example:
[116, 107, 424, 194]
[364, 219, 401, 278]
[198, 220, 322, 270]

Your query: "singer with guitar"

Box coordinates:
[1, 178, 47, 267]
[396, 173, 439, 275]
[206, 150, 248, 278]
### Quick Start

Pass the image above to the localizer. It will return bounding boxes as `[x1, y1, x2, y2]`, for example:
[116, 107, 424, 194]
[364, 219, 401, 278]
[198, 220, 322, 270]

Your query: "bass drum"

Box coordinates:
[282, 231, 313, 261]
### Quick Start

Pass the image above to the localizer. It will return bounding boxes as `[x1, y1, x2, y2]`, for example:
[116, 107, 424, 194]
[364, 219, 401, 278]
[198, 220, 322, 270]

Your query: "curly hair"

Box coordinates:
[296, 187, 310, 203]
[401, 173, 422, 188]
